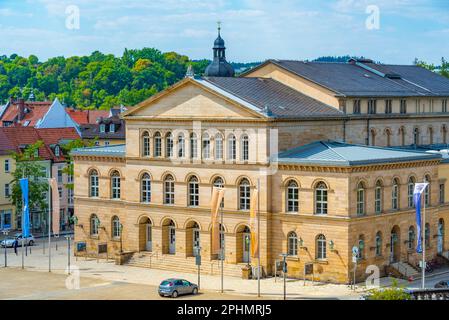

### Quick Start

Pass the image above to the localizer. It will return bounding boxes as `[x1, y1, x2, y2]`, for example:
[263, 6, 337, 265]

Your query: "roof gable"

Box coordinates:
[35, 98, 80, 130]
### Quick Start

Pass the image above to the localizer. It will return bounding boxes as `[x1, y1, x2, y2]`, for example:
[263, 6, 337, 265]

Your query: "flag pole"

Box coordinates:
[21, 169, 25, 269]
[257, 178, 261, 298]
[220, 201, 224, 294]
[421, 191, 426, 289]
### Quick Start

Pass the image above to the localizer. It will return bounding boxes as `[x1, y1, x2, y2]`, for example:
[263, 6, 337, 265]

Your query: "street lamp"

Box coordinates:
[119, 223, 124, 253]
[2, 229, 9, 267]
[280, 253, 288, 300]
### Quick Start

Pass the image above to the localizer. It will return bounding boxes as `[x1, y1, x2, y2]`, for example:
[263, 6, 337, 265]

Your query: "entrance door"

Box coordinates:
[145, 223, 152, 251]
[193, 228, 200, 257]
[243, 233, 250, 263]
[438, 221, 444, 254]
[390, 232, 399, 263]
[169, 226, 176, 254]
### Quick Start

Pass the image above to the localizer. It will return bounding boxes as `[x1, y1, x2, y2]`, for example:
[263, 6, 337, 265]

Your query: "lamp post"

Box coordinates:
[119, 223, 124, 253]
[2, 230, 9, 267]
[65, 235, 71, 274]
[281, 253, 288, 300]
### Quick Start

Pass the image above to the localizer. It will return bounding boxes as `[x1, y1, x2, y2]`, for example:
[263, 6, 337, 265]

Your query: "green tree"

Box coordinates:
[367, 279, 412, 300]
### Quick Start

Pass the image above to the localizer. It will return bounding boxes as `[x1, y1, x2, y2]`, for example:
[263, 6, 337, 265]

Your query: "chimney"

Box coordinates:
[18, 98, 25, 121]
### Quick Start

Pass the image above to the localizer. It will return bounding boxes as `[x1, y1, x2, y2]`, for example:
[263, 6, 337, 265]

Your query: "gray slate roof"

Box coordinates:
[203, 77, 343, 118]
[278, 141, 441, 166]
[268, 60, 449, 97]
[71, 144, 125, 157]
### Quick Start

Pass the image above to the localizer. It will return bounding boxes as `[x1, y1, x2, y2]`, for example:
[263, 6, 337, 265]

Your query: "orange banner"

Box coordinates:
[250, 188, 259, 258]
[49, 178, 60, 236]
[211, 187, 225, 255]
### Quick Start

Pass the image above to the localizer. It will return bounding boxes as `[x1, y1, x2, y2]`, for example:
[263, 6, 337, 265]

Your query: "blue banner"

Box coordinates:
[413, 183, 428, 254]
[19, 178, 30, 238]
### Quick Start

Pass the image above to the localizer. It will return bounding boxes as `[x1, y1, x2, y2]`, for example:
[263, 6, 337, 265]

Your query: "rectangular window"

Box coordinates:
[57, 167, 63, 183]
[443, 100, 448, 113]
[68, 188, 74, 205]
[368, 99, 377, 114]
[440, 183, 445, 204]
[385, 100, 392, 114]
[58, 187, 63, 199]
[4, 184, 10, 197]
[4, 159, 10, 173]
[109, 124, 115, 133]
[375, 187, 382, 214]
[100, 124, 106, 133]
[353, 100, 361, 114]
[400, 99, 407, 114]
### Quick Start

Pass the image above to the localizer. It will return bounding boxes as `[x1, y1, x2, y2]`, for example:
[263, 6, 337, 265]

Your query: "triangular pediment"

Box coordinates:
[123, 78, 265, 120]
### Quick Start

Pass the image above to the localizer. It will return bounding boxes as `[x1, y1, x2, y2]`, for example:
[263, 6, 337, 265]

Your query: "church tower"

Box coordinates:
[204, 22, 235, 77]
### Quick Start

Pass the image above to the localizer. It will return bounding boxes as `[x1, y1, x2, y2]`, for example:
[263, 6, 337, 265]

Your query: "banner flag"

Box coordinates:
[250, 188, 259, 258]
[49, 178, 60, 236]
[413, 183, 429, 253]
[211, 187, 225, 255]
[19, 178, 30, 238]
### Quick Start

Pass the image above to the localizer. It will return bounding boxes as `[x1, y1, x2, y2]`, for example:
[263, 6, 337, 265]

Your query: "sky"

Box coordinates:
[0, 0, 448, 64]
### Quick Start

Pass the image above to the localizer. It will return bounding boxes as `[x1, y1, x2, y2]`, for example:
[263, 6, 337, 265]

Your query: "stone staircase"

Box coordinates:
[390, 261, 420, 279]
[126, 251, 246, 278]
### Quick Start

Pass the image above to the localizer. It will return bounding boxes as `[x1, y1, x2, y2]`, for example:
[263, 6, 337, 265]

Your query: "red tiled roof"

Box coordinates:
[1, 101, 52, 127]
[0, 127, 80, 161]
[66, 109, 110, 125]
[87, 110, 110, 124]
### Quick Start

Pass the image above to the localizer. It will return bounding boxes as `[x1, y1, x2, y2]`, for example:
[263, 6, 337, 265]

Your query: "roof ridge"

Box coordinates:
[320, 141, 347, 161]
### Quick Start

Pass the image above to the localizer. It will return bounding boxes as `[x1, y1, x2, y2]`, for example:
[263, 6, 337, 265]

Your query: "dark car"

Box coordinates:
[434, 280, 449, 288]
[158, 278, 198, 298]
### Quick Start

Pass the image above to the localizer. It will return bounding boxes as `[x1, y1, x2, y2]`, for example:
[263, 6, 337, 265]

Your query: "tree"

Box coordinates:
[367, 279, 411, 300]
[10, 141, 49, 231]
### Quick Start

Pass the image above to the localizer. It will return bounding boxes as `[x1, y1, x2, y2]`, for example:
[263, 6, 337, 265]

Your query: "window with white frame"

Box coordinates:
[111, 171, 121, 199]
[54, 145, 61, 157]
[112, 216, 121, 238]
[356, 182, 365, 216]
[4, 183, 10, 197]
[424, 175, 430, 206]
[100, 124, 106, 133]
[90, 214, 99, 236]
[141, 173, 151, 203]
[375, 232, 382, 256]
[202, 133, 210, 159]
[164, 175, 175, 205]
[142, 132, 150, 157]
[4, 159, 10, 173]
[443, 99, 448, 113]
[391, 179, 399, 210]
[241, 135, 249, 161]
[154, 132, 162, 157]
[109, 124, 115, 133]
[213, 177, 224, 208]
[57, 167, 63, 183]
[89, 170, 99, 197]
[215, 134, 223, 160]
[316, 234, 327, 260]
[287, 232, 298, 256]
[178, 134, 185, 158]
[408, 177, 415, 208]
[188, 176, 199, 207]
[68, 188, 73, 204]
[228, 134, 236, 160]
[315, 182, 328, 215]
[239, 178, 250, 210]
[286, 180, 298, 213]
[165, 133, 173, 158]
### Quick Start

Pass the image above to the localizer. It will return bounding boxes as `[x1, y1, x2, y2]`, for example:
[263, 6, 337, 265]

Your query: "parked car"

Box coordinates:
[158, 278, 198, 298]
[434, 280, 449, 288]
[0, 233, 35, 248]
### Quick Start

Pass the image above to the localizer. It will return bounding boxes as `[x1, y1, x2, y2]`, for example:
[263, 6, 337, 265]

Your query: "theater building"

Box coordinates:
[72, 29, 449, 283]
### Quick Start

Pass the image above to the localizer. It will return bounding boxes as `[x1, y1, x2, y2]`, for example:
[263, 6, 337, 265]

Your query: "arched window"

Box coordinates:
[442, 125, 448, 144]
[202, 133, 210, 159]
[239, 178, 251, 210]
[375, 180, 383, 214]
[316, 234, 327, 260]
[413, 127, 420, 145]
[111, 171, 121, 199]
[89, 169, 99, 197]
[188, 176, 199, 207]
[408, 226, 415, 250]
[112, 216, 121, 238]
[164, 175, 175, 205]
[370, 129, 376, 146]
[228, 134, 236, 160]
[141, 173, 151, 203]
[392, 178, 399, 210]
[215, 133, 223, 160]
[90, 214, 99, 236]
[287, 232, 298, 256]
[356, 182, 365, 216]
[166, 132, 173, 158]
[385, 129, 392, 147]
[424, 175, 431, 206]
[154, 132, 162, 157]
[213, 177, 224, 208]
[241, 135, 249, 161]
[190, 133, 198, 159]
[142, 131, 150, 157]
[178, 134, 185, 158]
[357, 235, 365, 259]
[425, 223, 430, 248]
[286, 180, 299, 213]
[399, 127, 405, 146]
[54, 145, 61, 157]
[315, 182, 328, 215]
[375, 232, 382, 256]
[408, 177, 416, 208]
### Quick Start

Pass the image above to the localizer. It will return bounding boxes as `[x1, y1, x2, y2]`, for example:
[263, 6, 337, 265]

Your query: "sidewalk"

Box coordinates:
[1, 241, 363, 300]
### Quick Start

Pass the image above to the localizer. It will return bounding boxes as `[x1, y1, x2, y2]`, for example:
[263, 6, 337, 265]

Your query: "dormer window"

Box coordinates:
[54, 145, 61, 157]
[100, 124, 106, 133]
[34, 148, 39, 158]
[109, 124, 115, 133]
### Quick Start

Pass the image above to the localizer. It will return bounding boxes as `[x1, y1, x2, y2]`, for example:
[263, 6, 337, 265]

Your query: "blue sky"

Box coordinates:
[0, 0, 448, 64]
